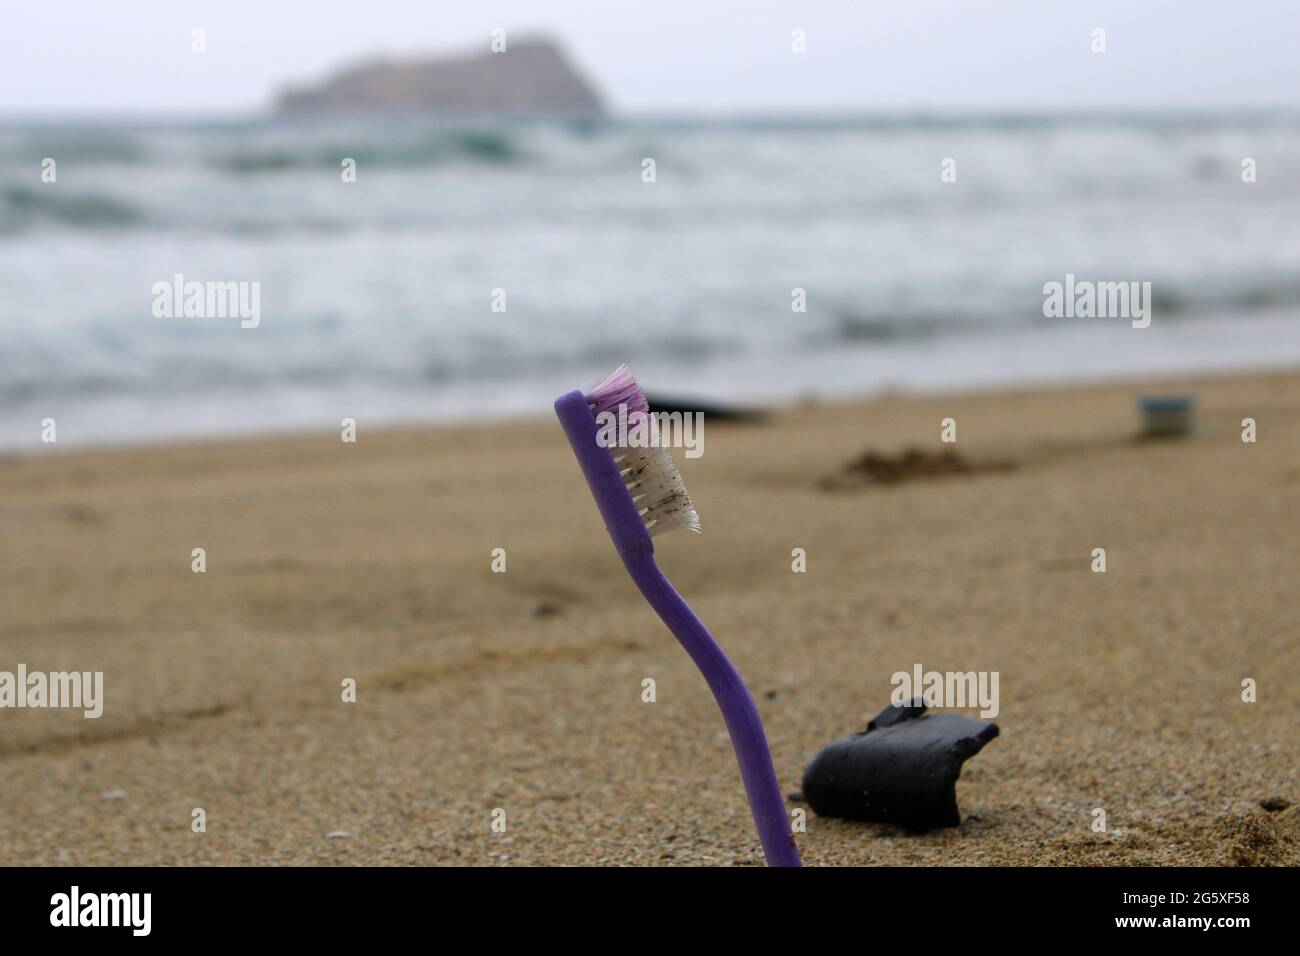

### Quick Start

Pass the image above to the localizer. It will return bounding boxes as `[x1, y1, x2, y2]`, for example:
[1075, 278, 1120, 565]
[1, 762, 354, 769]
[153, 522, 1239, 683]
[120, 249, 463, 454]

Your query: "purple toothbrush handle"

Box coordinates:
[621, 553, 801, 867]
[555, 390, 801, 867]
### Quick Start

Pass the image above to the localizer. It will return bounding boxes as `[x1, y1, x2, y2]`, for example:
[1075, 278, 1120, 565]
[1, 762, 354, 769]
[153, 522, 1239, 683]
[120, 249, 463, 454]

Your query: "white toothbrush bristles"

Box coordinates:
[611, 443, 701, 537]
[585, 364, 702, 537]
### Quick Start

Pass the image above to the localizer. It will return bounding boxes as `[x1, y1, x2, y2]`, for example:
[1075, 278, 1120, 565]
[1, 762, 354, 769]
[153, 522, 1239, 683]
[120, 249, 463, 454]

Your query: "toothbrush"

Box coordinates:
[554, 365, 801, 867]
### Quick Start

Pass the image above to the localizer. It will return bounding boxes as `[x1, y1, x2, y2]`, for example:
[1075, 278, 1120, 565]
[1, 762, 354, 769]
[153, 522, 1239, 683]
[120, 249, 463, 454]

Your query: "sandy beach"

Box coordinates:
[0, 368, 1296, 866]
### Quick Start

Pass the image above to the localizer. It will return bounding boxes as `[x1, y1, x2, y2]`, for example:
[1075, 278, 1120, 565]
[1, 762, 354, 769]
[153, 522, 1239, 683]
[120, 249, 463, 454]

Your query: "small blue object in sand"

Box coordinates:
[1139, 394, 1195, 438]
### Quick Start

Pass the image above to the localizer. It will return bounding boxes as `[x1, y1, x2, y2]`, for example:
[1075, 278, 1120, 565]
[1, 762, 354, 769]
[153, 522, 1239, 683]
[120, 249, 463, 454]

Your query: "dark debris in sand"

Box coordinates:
[819, 447, 1016, 490]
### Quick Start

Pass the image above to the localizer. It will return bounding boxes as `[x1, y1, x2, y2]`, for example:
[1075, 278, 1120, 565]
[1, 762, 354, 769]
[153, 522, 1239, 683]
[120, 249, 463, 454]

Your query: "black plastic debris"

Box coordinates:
[801, 699, 998, 831]
[643, 394, 767, 423]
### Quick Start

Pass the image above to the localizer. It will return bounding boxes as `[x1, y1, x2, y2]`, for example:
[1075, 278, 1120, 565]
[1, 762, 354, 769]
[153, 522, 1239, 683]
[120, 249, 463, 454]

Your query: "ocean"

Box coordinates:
[3, 114, 1299, 449]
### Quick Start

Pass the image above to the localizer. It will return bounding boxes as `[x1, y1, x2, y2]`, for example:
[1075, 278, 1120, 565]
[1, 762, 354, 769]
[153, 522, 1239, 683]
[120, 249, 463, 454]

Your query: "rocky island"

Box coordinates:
[275, 37, 605, 116]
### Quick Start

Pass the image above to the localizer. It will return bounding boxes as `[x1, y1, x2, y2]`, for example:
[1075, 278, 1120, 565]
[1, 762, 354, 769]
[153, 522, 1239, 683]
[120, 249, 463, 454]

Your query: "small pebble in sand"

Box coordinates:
[101, 789, 126, 801]
[326, 830, 352, 839]
[530, 600, 563, 619]
[1259, 796, 1291, 812]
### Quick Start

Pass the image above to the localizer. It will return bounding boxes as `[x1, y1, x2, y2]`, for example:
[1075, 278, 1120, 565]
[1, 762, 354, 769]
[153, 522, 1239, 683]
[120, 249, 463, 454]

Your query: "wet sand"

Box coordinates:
[0, 369, 1296, 865]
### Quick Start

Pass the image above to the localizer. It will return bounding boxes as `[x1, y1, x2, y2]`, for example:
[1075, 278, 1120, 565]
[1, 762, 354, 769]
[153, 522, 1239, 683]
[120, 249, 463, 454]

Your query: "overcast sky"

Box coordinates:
[2, 0, 1297, 117]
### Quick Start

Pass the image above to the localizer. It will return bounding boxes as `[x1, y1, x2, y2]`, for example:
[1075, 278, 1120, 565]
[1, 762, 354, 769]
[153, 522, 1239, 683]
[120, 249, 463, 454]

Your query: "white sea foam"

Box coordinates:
[3, 115, 1299, 448]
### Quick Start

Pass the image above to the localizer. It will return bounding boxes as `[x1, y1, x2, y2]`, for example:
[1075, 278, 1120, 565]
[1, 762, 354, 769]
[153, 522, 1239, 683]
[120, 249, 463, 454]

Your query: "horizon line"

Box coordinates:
[1, 104, 1298, 125]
